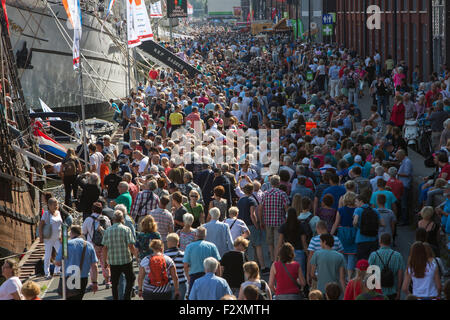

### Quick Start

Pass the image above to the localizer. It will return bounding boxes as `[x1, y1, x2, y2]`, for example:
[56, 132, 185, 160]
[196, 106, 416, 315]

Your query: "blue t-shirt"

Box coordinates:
[56, 238, 98, 278]
[338, 206, 355, 227]
[370, 190, 397, 210]
[237, 196, 258, 227]
[321, 186, 346, 210]
[354, 205, 382, 244]
[183, 240, 221, 274]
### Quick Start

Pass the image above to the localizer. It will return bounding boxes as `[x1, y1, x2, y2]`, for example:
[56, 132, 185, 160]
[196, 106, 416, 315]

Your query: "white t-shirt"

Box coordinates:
[82, 213, 111, 244]
[89, 152, 104, 176]
[139, 157, 149, 174]
[0, 277, 23, 300]
[42, 210, 63, 240]
[224, 218, 249, 241]
[409, 260, 439, 298]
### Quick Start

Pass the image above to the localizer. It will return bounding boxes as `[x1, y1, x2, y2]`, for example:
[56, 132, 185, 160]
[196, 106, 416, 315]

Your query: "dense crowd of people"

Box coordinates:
[3, 23, 450, 301]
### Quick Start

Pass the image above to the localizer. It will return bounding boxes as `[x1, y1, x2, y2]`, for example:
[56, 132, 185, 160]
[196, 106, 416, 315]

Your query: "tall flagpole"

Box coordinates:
[79, 57, 89, 172]
[126, 17, 131, 96]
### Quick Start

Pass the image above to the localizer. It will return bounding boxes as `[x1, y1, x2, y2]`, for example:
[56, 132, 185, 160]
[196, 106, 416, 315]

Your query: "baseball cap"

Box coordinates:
[356, 259, 369, 271]
[95, 140, 104, 148]
[354, 155, 362, 163]
[302, 158, 311, 166]
[122, 143, 131, 150]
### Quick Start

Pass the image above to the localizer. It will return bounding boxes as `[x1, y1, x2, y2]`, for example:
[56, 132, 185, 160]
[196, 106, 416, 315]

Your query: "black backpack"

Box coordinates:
[298, 214, 314, 244]
[359, 207, 379, 237]
[250, 113, 259, 130]
[346, 75, 356, 89]
[91, 215, 108, 247]
[376, 251, 395, 288]
[257, 280, 269, 300]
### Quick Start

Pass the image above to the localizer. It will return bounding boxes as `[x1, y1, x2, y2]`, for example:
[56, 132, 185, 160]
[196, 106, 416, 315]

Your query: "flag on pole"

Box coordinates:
[62, 0, 82, 70]
[150, 1, 163, 18]
[39, 98, 61, 120]
[34, 129, 67, 159]
[187, 2, 193, 15]
[1, 0, 9, 33]
[127, 0, 153, 48]
[105, 0, 116, 18]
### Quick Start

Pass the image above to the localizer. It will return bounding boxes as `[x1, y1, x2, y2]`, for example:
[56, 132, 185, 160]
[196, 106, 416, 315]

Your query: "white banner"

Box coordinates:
[150, 1, 163, 18]
[63, 0, 82, 69]
[127, 0, 153, 48]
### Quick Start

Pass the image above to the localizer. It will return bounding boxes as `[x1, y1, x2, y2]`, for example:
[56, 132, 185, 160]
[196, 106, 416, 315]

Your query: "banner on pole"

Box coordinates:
[150, 1, 163, 18]
[62, 0, 82, 70]
[167, 0, 188, 18]
[127, 0, 154, 48]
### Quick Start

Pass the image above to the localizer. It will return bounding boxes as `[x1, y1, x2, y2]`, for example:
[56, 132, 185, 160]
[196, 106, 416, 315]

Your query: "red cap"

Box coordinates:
[356, 259, 369, 271]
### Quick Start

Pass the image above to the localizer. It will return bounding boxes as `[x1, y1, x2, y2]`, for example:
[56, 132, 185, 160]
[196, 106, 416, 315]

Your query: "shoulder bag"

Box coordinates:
[42, 211, 53, 240]
[58, 240, 87, 298]
[281, 262, 304, 300]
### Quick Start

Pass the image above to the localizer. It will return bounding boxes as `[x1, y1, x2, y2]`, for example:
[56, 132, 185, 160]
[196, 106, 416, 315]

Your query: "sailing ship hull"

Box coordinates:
[6, 1, 133, 118]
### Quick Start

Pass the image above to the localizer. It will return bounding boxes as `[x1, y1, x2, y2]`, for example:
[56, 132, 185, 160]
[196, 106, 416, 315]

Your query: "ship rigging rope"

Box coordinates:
[46, 6, 123, 107]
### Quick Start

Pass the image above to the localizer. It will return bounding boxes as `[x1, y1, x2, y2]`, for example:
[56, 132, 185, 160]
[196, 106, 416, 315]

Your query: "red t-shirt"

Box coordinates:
[274, 261, 301, 295]
[386, 178, 404, 200]
[439, 163, 450, 180]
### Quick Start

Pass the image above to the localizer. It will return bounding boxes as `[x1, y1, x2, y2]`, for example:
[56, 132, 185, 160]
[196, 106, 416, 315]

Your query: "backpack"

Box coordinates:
[360, 207, 379, 237]
[257, 280, 269, 300]
[346, 75, 356, 89]
[62, 159, 77, 176]
[376, 251, 395, 288]
[91, 215, 107, 247]
[250, 113, 259, 130]
[298, 214, 314, 244]
[148, 255, 169, 287]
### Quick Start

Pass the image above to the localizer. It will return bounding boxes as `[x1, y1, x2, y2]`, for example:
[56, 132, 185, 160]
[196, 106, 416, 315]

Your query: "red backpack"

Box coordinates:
[148, 255, 169, 287]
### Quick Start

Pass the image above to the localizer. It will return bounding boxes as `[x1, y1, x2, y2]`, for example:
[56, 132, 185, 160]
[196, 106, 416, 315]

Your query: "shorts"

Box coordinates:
[248, 225, 264, 247]
[265, 225, 280, 248]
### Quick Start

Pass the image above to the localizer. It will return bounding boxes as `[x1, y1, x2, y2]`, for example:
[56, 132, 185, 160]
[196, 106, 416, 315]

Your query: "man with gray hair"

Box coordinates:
[188, 257, 232, 300]
[370, 165, 388, 192]
[183, 226, 221, 297]
[110, 181, 132, 214]
[386, 166, 404, 220]
[202, 208, 234, 257]
[102, 210, 138, 300]
[258, 175, 289, 262]
[130, 178, 160, 224]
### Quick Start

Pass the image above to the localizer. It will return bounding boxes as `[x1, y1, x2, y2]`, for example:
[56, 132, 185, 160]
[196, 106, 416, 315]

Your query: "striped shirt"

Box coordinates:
[140, 254, 175, 294]
[130, 190, 160, 220]
[102, 223, 135, 266]
[164, 248, 187, 284]
[261, 188, 289, 227]
[308, 235, 344, 253]
[150, 208, 174, 242]
[368, 247, 405, 296]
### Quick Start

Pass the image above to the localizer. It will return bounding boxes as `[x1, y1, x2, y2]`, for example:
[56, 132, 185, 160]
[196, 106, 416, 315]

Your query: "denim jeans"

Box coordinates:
[348, 88, 358, 106]
[376, 95, 388, 120]
[172, 281, 187, 300]
[294, 250, 306, 278]
[343, 254, 357, 271]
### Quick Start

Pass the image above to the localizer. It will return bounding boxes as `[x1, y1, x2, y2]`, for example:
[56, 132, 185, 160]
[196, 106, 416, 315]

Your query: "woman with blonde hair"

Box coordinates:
[0, 259, 23, 300]
[238, 261, 272, 300]
[183, 189, 204, 228]
[135, 215, 161, 260]
[417, 206, 441, 257]
[137, 239, 179, 300]
[332, 191, 358, 280]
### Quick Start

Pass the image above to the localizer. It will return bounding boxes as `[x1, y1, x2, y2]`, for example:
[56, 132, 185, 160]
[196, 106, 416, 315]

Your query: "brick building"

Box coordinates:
[335, 0, 450, 81]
